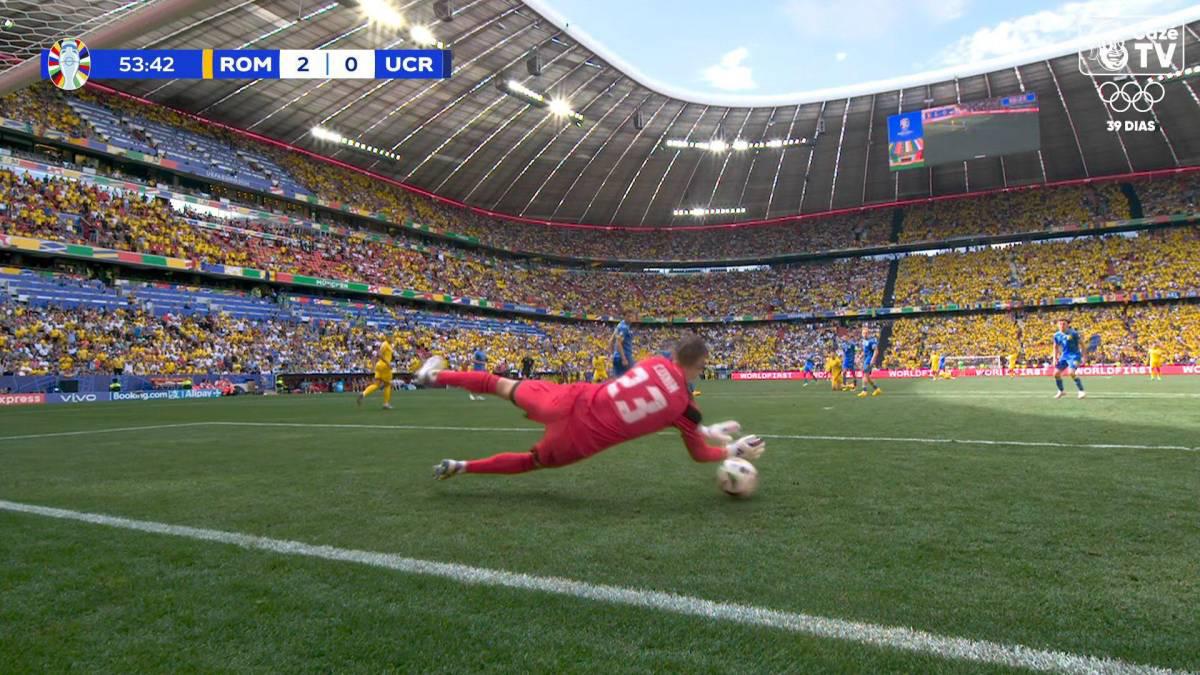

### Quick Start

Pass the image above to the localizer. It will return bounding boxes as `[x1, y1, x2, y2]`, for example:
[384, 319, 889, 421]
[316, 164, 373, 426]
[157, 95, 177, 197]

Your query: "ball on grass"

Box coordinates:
[716, 458, 758, 498]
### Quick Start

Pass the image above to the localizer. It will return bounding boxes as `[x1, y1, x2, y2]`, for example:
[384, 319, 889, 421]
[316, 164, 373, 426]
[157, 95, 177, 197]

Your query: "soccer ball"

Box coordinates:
[716, 458, 758, 498]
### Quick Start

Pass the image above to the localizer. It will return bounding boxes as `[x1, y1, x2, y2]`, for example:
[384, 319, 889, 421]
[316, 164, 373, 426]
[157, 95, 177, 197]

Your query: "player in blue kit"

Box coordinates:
[841, 340, 857, 391]
[1052, 318, 1086, 399]
[938, 354, 954, 380]
[468, 347, 488, 401]
[611, 315, 634, 378]
[856, 326, 882, 397]
[801, 356, 815, 386]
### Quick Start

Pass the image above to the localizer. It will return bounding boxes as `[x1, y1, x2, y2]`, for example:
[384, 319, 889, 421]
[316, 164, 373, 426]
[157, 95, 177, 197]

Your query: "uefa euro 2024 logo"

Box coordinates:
[47, 38, 91, 91]
[1079, 27, 1184, 114]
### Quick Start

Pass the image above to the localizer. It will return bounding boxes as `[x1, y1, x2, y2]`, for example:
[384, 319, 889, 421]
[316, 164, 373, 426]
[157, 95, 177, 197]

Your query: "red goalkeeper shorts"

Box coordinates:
[512, 380, 593, 468]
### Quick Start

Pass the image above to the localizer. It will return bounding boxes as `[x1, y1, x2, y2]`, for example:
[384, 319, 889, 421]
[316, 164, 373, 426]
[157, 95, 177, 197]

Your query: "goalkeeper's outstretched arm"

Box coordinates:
[673, 413, 765, 463]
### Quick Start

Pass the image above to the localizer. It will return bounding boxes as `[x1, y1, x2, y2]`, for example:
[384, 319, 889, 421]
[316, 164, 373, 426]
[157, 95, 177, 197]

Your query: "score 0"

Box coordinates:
[279, 50, 376, 79]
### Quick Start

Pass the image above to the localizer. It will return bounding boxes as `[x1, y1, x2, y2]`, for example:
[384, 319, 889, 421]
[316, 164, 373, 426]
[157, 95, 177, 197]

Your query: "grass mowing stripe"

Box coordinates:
[0, 499, 1186, 675]
[2, 421, 1194, 453]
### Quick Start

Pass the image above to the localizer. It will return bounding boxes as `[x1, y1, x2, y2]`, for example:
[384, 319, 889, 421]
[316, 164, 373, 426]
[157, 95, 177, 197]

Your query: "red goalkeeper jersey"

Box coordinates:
[565, 356, 725, 462]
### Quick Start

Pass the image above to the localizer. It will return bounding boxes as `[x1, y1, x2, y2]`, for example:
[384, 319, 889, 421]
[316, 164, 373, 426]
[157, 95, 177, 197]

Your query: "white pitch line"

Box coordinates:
[0, 423, 206, 442]
[0, 499, 1186, 675]
[758, 434, 1200, 453]
[207, 421, 543, 432]
[207, 423, 1200, 453]
[699, 392, 1200, 400]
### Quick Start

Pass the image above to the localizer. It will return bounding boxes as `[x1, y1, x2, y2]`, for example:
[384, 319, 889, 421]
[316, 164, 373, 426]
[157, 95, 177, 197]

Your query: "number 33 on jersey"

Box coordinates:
[600, 359, 687, 425]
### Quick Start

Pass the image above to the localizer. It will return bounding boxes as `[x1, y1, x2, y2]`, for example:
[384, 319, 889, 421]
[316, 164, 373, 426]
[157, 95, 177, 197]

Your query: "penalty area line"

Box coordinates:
[0, 499, 1185, 675]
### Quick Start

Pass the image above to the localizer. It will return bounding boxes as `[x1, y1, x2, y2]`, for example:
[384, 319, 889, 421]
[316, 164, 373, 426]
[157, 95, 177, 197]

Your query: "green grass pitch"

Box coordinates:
[1, 376, 1197, 673]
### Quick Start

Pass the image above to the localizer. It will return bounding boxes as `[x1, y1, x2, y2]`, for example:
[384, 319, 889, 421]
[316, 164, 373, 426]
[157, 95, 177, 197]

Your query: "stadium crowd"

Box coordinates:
[894, 226, 1200, 307]
[0, 290, 789, 376]
[1133, 173, 1200, 216]
[0, 170, 887, 317]
[4, 84, 1200, 382]
[899, 183, 1130, 243]
[884, 304, 1200, 369]
[5, 84, 1199, 265]
[5, 261, 1197, 378]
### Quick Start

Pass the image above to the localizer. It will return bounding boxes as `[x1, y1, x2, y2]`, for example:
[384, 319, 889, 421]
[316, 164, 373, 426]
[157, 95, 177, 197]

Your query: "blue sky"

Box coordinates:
[543, 0, 1194, 96]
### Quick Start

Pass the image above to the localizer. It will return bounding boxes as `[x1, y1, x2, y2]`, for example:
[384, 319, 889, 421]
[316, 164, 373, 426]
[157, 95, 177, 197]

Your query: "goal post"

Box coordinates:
[943, 355, 1004, 370]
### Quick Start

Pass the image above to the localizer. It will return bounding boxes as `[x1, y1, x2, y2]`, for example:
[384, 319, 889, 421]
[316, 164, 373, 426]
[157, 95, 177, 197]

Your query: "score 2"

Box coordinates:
[279, 50, 376, 79]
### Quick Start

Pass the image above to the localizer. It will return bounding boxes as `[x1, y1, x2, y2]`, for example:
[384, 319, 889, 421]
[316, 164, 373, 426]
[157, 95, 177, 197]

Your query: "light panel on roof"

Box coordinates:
[311, 126, 399, 161]
[663, 138, 809, 152]
[673, 207, 747, 217]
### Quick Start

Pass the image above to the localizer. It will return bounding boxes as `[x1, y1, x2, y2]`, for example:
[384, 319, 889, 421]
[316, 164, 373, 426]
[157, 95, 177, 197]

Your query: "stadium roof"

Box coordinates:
[2, 1, 1200, 228]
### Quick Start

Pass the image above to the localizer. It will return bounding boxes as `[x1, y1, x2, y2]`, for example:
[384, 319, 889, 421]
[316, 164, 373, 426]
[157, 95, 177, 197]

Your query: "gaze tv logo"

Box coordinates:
[1079, 27, 1184, 113]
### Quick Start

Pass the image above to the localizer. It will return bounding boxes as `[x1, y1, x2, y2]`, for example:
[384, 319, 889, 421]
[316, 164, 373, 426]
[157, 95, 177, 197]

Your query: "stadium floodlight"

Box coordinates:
[506, 80, 538, 98]
[548, 98, 572, 116]
[409, 24, 442, 48]
[359, 0, 405, 28]
[499, 80, 585, 126]
[673, 207, 747, 217]
[708, 140, 728, 153]
[731, 139, 750, 151]
[310, 126, 400, 161]
[310, 126, 344, 143]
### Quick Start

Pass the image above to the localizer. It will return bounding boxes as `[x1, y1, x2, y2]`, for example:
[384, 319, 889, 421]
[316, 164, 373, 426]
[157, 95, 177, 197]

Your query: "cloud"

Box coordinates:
[783, 0, 967, 39]
[920, 0, 967, 23]
[835, 51, 848, 62]
[932, 0, 1189, 66]
[701, 47, 758, 91]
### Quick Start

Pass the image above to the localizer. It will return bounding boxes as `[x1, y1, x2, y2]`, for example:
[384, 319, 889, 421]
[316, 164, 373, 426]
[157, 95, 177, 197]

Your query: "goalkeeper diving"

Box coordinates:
[420, 335, 765, 480]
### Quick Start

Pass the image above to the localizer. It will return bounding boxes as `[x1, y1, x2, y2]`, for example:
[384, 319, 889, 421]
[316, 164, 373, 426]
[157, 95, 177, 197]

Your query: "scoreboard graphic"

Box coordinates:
[888, 93, 1040, 171]
[42, 40, 452, 88]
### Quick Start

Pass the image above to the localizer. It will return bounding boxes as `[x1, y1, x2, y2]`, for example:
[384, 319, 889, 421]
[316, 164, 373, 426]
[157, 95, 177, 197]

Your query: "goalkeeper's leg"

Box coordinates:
[435, 452, 537, 479]
[436, 423, 584, 479]
[432, 369, 518, 400]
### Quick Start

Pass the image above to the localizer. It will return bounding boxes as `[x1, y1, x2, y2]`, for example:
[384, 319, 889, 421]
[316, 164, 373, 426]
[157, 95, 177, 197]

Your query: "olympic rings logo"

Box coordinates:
[1097, 79, 1165, 113]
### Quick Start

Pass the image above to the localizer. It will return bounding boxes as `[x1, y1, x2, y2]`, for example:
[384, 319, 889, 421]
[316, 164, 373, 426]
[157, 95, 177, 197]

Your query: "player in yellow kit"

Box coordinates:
[592, 354, 608, 383]
[1007, 353, 1019, 377]
[826, 353, 843, 391]
[1148, 347, 1164, 381]
[929, 352, 940, 380]
[358, 337, 395, 410]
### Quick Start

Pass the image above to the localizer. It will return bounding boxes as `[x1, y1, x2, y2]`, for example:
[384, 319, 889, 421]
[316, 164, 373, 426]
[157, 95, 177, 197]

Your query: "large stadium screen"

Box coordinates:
[888, 93, 1040, 171]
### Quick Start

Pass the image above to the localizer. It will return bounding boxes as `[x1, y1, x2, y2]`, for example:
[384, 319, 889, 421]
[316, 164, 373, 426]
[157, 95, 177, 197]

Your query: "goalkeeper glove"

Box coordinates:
[725, 435, 765, 461]
[700, 420, 741, 443]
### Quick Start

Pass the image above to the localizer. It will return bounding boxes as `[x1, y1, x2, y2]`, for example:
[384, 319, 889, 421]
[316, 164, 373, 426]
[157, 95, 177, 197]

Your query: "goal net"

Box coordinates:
[942, 355, 1004, 370]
